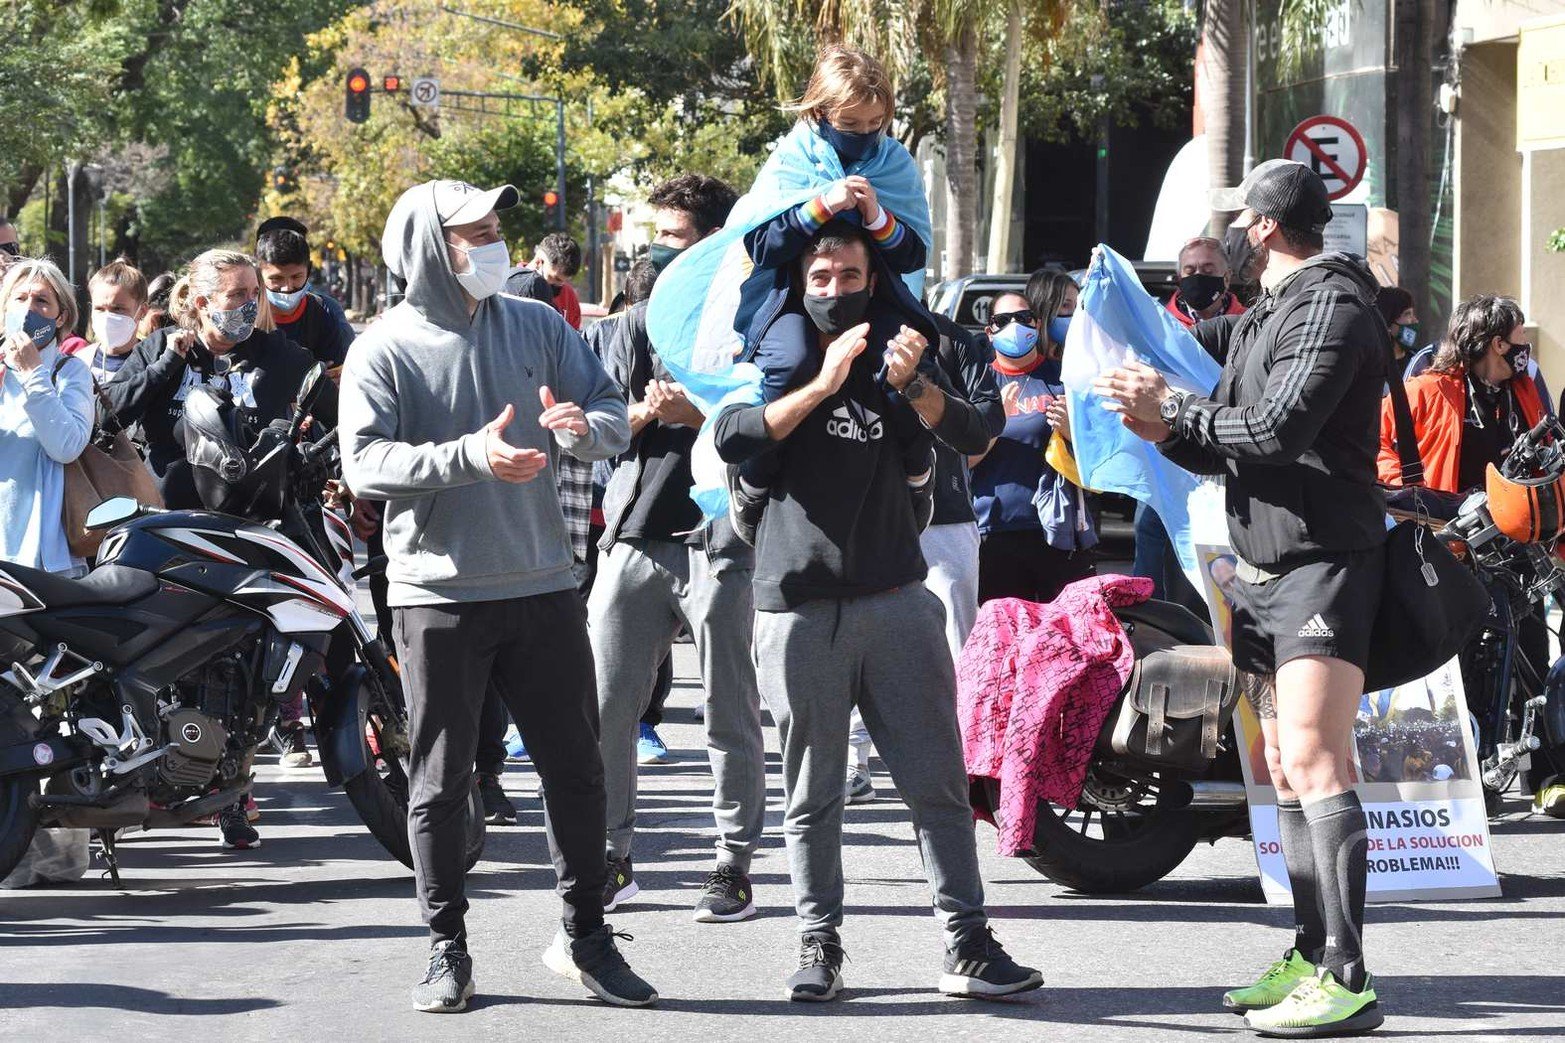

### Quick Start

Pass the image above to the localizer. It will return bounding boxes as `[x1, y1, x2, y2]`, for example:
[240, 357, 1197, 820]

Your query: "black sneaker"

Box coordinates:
[218, 802, 261, 850]
[411, 941, 474, 1013]
[939, 926, 1043, 998]
[604, 855, 639, 912]
[693, 864, 757, 923]
[787, 932, 845, 1002]
[476, 773, 516, 825]
[543, 926, 658, 1007]
[726, 465, 766, 547]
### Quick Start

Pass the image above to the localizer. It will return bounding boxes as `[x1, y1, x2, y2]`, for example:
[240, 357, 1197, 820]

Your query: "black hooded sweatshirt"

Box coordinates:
[1159, 252, 1387, 569]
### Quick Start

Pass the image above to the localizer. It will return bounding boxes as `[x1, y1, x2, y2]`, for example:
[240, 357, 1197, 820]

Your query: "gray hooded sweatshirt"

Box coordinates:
[340, 183, 630, 606]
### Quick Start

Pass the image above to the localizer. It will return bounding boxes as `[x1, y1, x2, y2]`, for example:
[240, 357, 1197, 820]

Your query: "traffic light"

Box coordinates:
[543, 188, 560, 225]
[271, 166, 292, 193]
[345, 67, 371, 124]
[383, 75, 402, 93]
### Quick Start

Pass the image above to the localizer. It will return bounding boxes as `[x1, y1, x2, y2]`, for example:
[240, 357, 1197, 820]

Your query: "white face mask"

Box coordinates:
[92, 310, 139, 351]
[449, 239, 510, 300]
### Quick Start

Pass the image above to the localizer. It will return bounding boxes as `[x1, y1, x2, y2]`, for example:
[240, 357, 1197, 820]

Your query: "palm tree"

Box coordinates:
[1200, 0, 1247, 235]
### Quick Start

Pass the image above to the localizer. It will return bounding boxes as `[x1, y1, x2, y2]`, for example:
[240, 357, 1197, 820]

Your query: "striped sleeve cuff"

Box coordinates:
[867, 206, 905, 248]
[799, 195, 835, 232]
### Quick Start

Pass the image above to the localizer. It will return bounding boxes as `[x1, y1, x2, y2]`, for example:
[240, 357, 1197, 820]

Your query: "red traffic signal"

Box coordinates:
[345, 67, 371, 123]
[383, 75, 401, 92]
[542, 190, 560, 208]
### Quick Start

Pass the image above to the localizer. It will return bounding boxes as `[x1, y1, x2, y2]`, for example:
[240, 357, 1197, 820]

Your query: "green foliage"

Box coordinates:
[1018, 0, 1197, 143]
[1548, 228, 1565, 254]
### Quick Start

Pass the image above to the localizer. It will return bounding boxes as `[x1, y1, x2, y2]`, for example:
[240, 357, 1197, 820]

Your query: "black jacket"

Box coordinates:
[714, 306, 927, 610]
[106, 326, 337, 508]
[1159, 253, 1386, 569]
[928, 313, 1004, 526]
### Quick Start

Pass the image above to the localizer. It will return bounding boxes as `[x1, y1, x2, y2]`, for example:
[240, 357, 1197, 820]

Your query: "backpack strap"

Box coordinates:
[1382, 325, 1425, 487]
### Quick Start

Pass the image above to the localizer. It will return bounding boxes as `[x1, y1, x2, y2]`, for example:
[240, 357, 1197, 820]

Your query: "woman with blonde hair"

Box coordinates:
[1, 257, 95, 574]
[105, 247, 330, 514]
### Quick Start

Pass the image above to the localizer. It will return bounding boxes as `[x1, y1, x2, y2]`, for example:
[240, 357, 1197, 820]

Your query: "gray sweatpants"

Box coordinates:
[756, 582, 987, 942]
[588, 538, 766, 871]
[850, 521, 980, 767]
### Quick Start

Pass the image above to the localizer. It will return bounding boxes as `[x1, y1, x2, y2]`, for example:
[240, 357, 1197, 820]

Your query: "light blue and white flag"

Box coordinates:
[1061, 244, 1223, 573]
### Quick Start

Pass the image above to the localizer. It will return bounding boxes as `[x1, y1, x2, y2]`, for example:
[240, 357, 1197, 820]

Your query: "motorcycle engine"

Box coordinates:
[157, 708, 229, 789]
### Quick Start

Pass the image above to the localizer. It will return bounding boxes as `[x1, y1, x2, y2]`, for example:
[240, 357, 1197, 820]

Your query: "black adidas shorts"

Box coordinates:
[1228, 547, 1384, 678]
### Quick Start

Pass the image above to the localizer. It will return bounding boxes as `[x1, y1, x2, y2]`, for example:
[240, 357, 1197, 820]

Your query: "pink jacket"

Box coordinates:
[959, 574, 1152, 856]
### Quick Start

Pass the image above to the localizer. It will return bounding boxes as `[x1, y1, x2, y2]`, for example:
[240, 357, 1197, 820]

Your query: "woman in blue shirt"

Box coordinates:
[969, 272, 1095, 603]
[1, 258, 95, 575]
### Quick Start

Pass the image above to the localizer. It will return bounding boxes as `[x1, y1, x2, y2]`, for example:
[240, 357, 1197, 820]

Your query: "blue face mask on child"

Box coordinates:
[991, 321, 1038, 360]
[820, 119, 882, 166]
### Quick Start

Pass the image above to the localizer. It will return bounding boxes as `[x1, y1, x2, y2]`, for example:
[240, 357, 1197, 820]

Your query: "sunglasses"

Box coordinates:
[990, 310, 1035, 330]
[0, 242, 19, 257]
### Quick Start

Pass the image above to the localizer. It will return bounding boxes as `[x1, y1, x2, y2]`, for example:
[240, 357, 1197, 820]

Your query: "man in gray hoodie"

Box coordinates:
[341, 179, 651, 1013]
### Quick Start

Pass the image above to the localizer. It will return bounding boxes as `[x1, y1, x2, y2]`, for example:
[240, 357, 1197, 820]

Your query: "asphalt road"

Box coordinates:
[4, 644, 1564, 1042]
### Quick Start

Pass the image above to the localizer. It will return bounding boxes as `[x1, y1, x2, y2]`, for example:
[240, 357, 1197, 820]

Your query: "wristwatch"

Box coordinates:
[904, 375, 931, 401]
[1158, 390, 1186, 426]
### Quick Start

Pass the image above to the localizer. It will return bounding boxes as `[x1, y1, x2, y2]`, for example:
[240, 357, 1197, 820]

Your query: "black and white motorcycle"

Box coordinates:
[0, 366, 483, 881]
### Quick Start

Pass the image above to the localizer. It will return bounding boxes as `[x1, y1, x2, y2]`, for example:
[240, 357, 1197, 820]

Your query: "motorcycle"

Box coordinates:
[0, 365, 483, 882]
[991, 419, 1565, 894]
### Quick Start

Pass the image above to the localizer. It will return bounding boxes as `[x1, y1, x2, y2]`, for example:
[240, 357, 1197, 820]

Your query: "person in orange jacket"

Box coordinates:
[1378, 294, 1545, 493]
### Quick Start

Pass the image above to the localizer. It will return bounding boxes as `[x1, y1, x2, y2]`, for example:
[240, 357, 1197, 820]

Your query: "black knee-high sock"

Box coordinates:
[1304, 791, 1369, 992]
[1277, 798, 1326, 962]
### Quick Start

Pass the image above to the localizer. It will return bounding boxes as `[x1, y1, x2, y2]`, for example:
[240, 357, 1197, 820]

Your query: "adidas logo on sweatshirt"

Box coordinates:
[826, 403, 883, 443]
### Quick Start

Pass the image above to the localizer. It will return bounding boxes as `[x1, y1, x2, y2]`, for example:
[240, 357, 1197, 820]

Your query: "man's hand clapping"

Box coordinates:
[482, 403, 548, 483]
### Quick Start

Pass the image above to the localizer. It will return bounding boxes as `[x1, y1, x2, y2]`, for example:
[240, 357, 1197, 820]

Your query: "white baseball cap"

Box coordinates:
[432, 180, 519, 227]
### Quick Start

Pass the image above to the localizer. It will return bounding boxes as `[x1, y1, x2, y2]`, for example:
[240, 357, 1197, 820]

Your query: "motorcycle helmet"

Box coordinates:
[181, 384, 290, 519]
[1484, 462, 1565, 544]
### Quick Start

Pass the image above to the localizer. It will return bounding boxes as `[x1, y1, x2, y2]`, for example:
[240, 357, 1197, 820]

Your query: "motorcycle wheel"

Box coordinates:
[0, 712, 42, 883]
[341, 668, 485, 872]
[1018, 767, 1202, 893]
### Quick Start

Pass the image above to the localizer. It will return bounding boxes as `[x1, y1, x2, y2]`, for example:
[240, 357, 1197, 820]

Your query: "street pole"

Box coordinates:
[555, 95, 567, 233]
[66, 160, 78, 287]
[586, 97, 598, 303]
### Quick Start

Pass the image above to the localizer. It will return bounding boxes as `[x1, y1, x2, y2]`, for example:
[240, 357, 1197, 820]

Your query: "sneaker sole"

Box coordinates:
[939, 971, 1045, 998]
[786, 973, 842, 1002]
[413, 980, 475, 1013]
[221, 839, 261, 850]
[693, 900, 758, 924]
[605, 879, 639, 912]
[638, 752, 672, 765]
[482, 811, 517, 825]
[846, 788, 876, 805]
[1247, 1003, 1384, 1038]
[543, 937, 657, 1008]
[281, 755, 313, 768]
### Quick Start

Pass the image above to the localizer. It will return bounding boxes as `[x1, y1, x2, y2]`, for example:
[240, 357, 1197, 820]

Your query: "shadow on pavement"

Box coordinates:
[1, 982, 282, 1014]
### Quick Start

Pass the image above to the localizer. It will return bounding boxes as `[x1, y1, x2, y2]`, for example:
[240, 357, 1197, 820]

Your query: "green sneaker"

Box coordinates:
[1244, 968, 1384, 1038]
[1223, 949, 1315, 1013]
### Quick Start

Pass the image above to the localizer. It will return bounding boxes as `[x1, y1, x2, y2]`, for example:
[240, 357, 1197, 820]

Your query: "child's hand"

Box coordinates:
[846, 176, 880, 222]
[822, 180, 857, 214]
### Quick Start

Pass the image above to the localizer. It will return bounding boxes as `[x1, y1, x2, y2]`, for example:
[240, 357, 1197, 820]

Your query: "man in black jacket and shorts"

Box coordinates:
[1096, 160, 1388, 1037]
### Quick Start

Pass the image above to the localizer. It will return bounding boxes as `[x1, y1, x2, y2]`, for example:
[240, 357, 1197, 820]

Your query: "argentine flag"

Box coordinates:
[1061, 245, 1223, 574]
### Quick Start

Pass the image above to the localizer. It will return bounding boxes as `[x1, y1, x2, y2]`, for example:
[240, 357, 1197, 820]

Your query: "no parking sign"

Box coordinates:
[1284, 115, 1367, 201]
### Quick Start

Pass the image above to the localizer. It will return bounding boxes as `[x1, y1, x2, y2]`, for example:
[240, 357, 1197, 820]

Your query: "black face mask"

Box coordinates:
[647, 242, 685, 274]
[819, 119, 882, 166]
[1178, 273, 1226, 312]
[802, 287, 872, 336]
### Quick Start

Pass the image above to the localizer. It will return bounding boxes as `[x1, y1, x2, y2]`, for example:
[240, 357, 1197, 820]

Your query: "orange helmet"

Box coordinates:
[1486, 462, 1565, 544]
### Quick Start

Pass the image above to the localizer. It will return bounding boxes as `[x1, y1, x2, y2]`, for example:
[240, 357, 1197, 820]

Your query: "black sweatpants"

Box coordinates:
[394, 590, 608, 945]
[977, 528, 1095, 605]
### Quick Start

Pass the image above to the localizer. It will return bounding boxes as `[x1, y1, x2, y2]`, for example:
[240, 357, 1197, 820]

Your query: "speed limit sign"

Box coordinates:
[410, 77, 440, 108]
